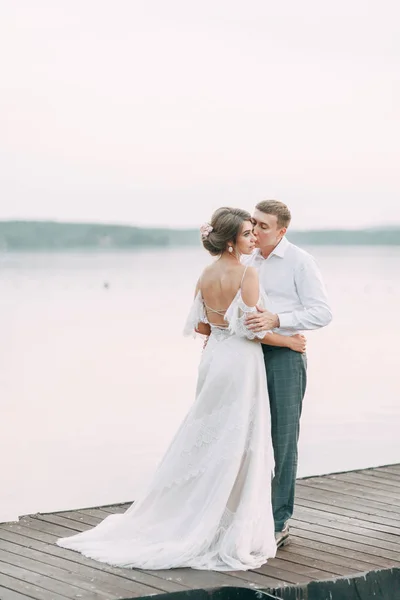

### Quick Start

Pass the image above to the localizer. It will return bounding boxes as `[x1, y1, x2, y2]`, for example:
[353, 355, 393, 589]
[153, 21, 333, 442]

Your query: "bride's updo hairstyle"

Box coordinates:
[202, 207, 252, 256]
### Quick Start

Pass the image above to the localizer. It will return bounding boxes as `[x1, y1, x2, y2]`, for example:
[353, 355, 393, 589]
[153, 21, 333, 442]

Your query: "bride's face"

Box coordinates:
[235, 220, 256, 255]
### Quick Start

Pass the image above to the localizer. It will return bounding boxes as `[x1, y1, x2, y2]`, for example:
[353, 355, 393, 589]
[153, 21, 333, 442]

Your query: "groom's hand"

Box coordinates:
[245, 307, 280, 331]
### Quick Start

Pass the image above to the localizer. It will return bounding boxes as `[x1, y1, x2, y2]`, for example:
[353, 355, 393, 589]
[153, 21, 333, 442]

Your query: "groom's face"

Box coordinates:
[252, 209, 286, 249]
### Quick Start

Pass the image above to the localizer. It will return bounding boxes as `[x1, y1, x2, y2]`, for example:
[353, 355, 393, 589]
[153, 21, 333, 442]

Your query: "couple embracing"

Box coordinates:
[58, 200, 332, 571]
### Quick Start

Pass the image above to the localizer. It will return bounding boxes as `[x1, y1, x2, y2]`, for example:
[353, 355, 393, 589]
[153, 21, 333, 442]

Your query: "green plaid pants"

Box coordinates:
[262, 345, 307, 532]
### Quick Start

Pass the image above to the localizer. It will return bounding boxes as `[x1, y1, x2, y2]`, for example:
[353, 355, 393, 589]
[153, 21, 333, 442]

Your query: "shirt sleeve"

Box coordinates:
[277, 255, 333, 331]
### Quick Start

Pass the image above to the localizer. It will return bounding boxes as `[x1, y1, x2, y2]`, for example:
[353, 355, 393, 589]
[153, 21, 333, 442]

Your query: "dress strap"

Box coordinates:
[240, 266, 249, 288]
[199, 267, 249, 324]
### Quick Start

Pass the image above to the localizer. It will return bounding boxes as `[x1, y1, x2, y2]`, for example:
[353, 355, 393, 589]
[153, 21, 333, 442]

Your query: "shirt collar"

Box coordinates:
[255, 236, 289, 260]
[271, 236, 289, 258]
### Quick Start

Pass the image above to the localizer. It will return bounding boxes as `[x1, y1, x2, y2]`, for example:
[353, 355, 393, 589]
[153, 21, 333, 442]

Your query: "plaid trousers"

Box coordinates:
[262, 345, 307, 532]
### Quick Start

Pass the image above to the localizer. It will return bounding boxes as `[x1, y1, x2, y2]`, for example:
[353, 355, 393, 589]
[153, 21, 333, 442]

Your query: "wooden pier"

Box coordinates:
[1, 464, 400, 599]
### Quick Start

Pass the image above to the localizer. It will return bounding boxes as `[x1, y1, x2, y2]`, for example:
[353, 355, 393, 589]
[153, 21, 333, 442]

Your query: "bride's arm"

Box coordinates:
[194, 280, 211, 337]
[196, 322, 211, 336]
[259, 332, 306, 353]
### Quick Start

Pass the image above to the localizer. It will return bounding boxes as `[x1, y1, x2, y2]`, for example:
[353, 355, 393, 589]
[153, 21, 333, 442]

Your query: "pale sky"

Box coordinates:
[1, 0, 399, 229]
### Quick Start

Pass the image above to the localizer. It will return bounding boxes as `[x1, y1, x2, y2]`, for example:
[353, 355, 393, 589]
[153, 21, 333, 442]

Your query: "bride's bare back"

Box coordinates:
[198, 261, 259, 328]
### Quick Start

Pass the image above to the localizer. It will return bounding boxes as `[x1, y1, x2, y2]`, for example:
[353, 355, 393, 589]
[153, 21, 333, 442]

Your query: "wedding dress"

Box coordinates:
[57, 284, 276, 570]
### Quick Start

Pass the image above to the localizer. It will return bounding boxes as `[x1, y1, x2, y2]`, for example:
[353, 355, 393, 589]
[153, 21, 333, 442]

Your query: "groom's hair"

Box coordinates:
[256, 200, 291, 229]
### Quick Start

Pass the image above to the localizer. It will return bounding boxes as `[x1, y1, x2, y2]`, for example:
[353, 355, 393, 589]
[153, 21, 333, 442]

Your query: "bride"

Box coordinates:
[57, 207, 306, 571]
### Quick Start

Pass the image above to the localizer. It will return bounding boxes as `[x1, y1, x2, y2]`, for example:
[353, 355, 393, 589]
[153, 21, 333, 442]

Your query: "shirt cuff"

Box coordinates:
[277, 312, 295, 328]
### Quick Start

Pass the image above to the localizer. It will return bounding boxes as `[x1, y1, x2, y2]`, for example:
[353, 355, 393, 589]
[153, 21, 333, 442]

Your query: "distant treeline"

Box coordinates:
[0, 220, 399, 250]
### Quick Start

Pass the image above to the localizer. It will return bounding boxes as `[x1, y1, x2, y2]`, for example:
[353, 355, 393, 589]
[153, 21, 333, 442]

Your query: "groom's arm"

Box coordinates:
[278, 255, 332, 331]
[246, 254, 332, 333]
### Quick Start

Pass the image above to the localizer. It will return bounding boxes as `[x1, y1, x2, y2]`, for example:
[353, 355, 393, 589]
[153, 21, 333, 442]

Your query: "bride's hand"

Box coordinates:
[286, 334, 307, 353]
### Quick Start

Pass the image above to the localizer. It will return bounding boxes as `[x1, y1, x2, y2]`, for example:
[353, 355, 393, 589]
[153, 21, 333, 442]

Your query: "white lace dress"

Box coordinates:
[57, 289, 276, 571]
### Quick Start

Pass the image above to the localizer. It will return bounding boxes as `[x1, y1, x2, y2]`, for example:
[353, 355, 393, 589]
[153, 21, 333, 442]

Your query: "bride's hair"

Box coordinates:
[202, 207, 252, 256]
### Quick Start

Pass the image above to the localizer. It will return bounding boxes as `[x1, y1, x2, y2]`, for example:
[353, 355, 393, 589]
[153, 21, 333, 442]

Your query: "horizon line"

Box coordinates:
[0, 218, 398, 232]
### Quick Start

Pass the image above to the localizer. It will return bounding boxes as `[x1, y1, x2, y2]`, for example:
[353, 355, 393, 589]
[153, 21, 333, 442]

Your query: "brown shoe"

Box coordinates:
[275, 524, 290, 549]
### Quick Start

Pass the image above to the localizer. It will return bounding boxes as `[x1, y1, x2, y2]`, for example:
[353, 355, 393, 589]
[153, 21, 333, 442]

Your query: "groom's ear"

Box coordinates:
[280, 226, 287, 237]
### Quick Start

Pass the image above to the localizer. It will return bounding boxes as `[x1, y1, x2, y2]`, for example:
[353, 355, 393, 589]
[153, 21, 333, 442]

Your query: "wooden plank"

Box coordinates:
[0, 521, 285, 591]
[220, 569, 288, 588]
[292, 521, 400, 561]
[54, 511, 113, 530]
[17, 516, 81, 539]
[142, 564, 290, 591]
[0, 559, 104, 600]
[95, 508, 124, 515]
[257, 555, 339, 580]
[0, 575, 70, 600]
[100, 504, 130, 514]
[292, 517, 400, 558]
[73, 508, 114, 520]
[328, 473, 400, 498]
[294, 493, 400, 529]
[252, 562, 311, 585]
[0, 537, 165, 598]
[293, 504, 400, 539]
[300, 475, 400, 506]
[0, 588, 34, 600]
[33, 514, 89, 533]
[141, 567, 270, 590]
[345, 470, 400, 489]
[291, 523, 400, 564]
[291, 528, 387, 567]
[295, 484, 400, 523]
[0, 524, 187, 593]
[276, 546, 361, 576]
[0, 586, 45, 600]
[355, 471, 400, 488]
[374, 465, 400, 476]
[287, 537, 393, 572]
[0, 547, 127, 600]
[373, 466, 400, 480]
[96, 508, 122, 515]
[53, 511, 103, 527]
[1, 520, 74, 544]
[298, 479, 400, 510]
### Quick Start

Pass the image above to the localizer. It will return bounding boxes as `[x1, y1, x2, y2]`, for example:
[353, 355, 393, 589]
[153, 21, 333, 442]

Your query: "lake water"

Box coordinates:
[1, 246, 400, 523]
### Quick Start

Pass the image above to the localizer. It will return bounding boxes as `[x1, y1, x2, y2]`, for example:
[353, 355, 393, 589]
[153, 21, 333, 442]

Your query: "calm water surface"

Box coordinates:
[1, 246, 400, 522]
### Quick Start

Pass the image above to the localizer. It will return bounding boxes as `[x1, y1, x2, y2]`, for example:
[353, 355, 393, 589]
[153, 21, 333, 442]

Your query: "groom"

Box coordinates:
[244, 200, 332, 548]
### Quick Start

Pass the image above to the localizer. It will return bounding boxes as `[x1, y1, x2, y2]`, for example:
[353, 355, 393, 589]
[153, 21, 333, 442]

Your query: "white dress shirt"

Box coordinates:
[243, 236, 332, 335]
